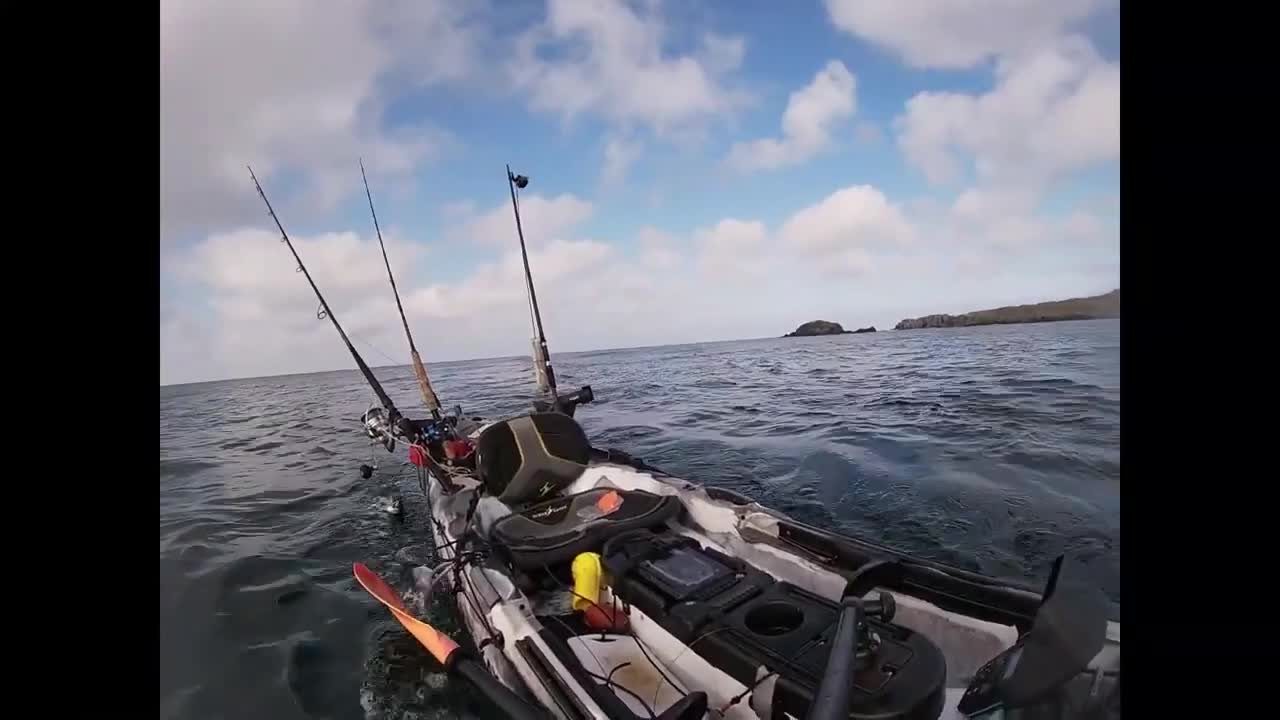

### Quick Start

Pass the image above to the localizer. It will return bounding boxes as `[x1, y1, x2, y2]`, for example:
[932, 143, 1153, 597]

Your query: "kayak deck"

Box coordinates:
[397, 411, 1120, 720]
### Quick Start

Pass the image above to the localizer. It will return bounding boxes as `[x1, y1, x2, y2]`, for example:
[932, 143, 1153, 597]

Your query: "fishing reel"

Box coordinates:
[361, 407, 397, 453]
[559, 385, 594, 417]
[533, 384, 594, 418]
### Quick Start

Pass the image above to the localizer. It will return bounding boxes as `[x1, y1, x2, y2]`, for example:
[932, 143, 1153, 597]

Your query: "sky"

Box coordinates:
[159, 0, 1120, 386]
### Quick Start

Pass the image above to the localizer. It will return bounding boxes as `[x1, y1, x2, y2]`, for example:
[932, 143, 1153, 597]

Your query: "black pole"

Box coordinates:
[248, 166, 403, 423]
[807, 597, 864, 720]
[451, 656, 550, 720]
[506, 165, 558, 399]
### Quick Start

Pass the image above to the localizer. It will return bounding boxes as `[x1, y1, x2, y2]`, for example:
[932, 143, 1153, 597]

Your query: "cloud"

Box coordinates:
[161, 176, 1116, 385]
[162, 182, 921, 382]
[950, 186, 1041, 227]
[697, 218, 771, 277]
[895, 36, 1119, 190]
[160, 0, 485, 241]
[637, 227, 681, 269]
[917, 186, 1117, 255]
[174, 227, 425, 326]
[823, 0, 1112, 69]
[728, 60, 857, 172]
[508, 0, 749, 135]
[779, 185, 916, 273]
[161, 225, 432, 384]
[699, 33, 748, 75]
[161, 0, 1119, 386]
[451, 193, 594, 247]
[408, 238, 613, 319]
[601, 135, 644, 187]
[689, 186, 915, 282]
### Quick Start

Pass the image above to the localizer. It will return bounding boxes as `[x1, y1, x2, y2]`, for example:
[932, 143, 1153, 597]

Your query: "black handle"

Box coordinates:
[453, 657, 549, 720]
[806, 597, 864, 720]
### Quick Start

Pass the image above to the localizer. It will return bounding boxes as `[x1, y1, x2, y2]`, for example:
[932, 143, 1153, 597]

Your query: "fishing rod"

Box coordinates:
[359, 159, 442, 421]
[506, 165, 558, 400]
[505, 165, 594, 418]
[248, 166, 415, 443]
[251, 171, 538, 716]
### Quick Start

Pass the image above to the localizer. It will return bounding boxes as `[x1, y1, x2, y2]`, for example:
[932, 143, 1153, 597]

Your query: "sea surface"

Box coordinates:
[160, 319, 1120, 720]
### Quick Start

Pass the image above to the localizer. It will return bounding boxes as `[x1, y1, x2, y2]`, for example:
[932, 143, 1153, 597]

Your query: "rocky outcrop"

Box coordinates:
[895, 289, 1120, 330]
[852, 326, 876, 334]
[784, 320, 851, 337]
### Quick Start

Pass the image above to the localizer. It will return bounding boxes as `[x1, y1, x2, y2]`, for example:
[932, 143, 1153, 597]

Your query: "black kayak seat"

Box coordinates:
[476, 411, 592, 505]
[491, 487, 682, 570]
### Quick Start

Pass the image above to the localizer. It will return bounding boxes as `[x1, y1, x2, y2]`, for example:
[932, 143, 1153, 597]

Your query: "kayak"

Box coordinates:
[364, 403, 1120, 720]
[248, 165, 1120, 720]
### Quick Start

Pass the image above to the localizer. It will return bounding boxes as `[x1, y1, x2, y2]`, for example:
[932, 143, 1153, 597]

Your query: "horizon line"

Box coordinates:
[158, 332, 776, 388]
[161, 287, 1120, 388]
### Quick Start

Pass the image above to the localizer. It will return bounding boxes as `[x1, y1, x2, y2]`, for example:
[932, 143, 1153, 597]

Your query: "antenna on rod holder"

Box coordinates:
[505, 165, 593, 417]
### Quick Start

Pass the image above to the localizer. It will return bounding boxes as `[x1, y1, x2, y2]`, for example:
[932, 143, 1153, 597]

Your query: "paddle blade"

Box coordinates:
[353, 562, 459, 665]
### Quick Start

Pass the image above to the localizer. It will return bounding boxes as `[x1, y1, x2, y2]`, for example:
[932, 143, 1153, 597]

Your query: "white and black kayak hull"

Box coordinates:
[409, 431, 1119, 720]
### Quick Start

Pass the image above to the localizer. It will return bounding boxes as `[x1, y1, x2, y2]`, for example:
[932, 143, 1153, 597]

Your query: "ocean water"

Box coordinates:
[159, 319, 1120, 720]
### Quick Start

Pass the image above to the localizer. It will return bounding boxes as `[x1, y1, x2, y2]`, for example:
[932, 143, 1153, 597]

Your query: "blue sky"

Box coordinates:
[160, 0, 1120, 385]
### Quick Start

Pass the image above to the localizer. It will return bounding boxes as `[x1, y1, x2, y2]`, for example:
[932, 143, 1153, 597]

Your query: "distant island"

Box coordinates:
[894, 289, 1120, 330]
[784, 321, 877, 337]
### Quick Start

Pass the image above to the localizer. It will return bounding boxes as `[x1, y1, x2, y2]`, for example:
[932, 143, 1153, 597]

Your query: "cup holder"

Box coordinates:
[744, 601, 805, 636]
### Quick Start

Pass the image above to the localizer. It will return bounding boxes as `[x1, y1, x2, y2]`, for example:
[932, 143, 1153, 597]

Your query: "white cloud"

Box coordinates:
[922, 187, 1117, 253]
[697, 218, 771, 277]
[896, 37, 1118, 189]
[1063, 210, 1105, 242]
[699, 33, 748, 75]
[160, 0, 485, 240]
[451, 193, 594, 247]
[161, 225, 434, 383]
[728, 60, 857, 172]
[508, 0, 749, 135]
[408, 238, 613, 319]
[601, 136, 644, 187]
[823, 0, 1112, 70]
[690, 185, 916, 283]
[637, 227, 681, 269]
[779, 185, 916, 273]
[950, 186, 1040, 227]
[161, 176, 1118, 385]
[160, 1, 1119, 385]
[160, 222, 633, 384]
[178, 228, 421, 299]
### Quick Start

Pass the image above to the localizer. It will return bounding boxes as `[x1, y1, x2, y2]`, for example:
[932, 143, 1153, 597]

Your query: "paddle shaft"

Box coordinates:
[451, 655, 549, 720]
